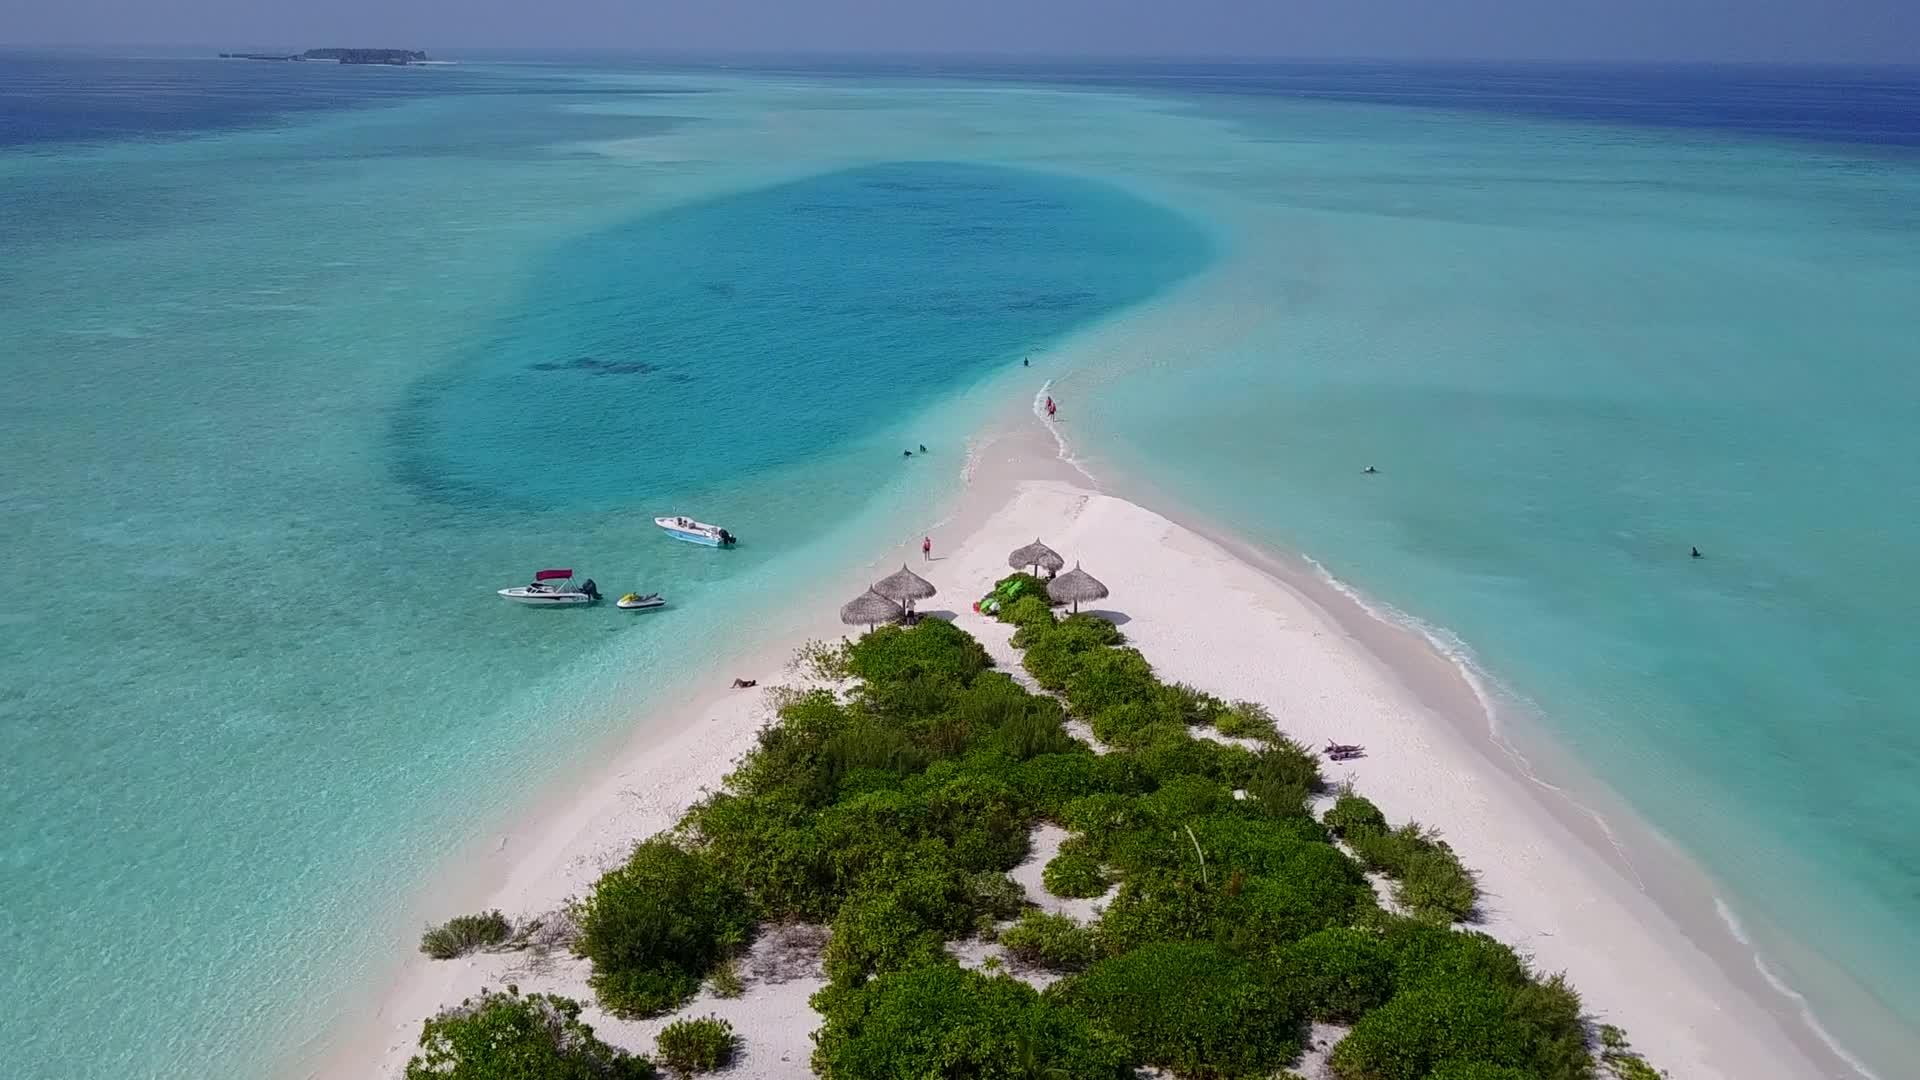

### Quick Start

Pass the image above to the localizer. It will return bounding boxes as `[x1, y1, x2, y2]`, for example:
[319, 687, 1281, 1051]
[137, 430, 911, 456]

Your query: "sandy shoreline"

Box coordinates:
[324, 409, 1837, 1080]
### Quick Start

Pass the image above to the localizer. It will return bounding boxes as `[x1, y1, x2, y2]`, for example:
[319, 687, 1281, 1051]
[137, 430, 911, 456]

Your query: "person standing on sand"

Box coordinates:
[923, 536, 932, 560]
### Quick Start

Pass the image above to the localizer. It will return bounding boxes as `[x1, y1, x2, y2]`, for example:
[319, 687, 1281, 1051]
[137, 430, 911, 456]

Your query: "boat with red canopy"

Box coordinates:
[497, 568, 601, 606]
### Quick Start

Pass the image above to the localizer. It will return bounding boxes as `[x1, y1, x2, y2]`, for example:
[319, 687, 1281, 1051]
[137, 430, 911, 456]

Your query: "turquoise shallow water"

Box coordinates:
[1068, 96, 1920, 1072]
[5, 55, 1920, 1080]
[0, 66, 1205, 1079]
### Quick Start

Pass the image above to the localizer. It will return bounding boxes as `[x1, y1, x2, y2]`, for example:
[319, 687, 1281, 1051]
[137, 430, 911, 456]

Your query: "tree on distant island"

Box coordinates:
[218, 48, 428, 65]
[303, 48, 428, 64]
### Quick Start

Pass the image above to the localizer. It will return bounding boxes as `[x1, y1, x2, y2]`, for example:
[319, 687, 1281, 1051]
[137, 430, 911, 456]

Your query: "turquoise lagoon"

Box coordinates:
[4, 55, 1919, 1079]
[0, 67, 1206, 1079]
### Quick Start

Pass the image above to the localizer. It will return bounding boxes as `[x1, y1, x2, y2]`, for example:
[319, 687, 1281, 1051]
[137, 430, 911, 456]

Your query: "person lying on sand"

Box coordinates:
[730, 678, 756, 689]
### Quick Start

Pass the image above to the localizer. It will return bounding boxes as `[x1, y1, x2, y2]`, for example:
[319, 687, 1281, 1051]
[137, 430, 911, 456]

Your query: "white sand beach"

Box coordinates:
[336, 413, 1831, 1080]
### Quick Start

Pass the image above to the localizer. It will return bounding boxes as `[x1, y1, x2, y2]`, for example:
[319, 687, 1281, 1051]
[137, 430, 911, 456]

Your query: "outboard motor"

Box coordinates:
[582, 579, 601, 601]
[719, 529, 735, 546]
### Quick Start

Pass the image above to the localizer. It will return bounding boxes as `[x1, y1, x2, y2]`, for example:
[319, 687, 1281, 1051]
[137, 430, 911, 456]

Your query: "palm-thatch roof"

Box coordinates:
[840, 587, 905, 630]
[1008, 539, 1065, 575]
[1046, 563, 1109, 613]
[874, 564, 937, 610]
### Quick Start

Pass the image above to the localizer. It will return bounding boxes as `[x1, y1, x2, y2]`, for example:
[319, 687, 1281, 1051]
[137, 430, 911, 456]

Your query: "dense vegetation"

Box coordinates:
[404, 987, 656, 1079]
[1328, 792, 1481, 924]
[409, 570, 1647, 1078]
[1039, 841, 1109, 898]
[419, 910, 513, 959]
[574, 839, 753, 1016]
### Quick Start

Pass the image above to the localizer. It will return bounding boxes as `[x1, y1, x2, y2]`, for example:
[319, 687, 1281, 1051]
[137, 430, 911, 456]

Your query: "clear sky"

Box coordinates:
[1, 0, 1917, 64]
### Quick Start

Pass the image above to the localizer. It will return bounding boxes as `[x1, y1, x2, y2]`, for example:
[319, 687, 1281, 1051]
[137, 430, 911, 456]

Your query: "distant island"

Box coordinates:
[219, 49, 429, 65]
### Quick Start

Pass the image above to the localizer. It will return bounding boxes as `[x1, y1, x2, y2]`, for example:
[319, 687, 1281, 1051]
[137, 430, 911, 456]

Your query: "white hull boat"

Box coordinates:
[656, 515, 737, 547]
[498, 569, 601, 606]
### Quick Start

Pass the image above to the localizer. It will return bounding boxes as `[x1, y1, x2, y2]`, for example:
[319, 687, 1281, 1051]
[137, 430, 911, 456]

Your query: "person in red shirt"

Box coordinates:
[922, 536, 932, 559]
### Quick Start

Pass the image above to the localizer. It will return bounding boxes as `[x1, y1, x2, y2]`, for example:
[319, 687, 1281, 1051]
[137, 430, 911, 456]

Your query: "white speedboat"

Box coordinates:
[498, 569, 602, 606]
[617, 592, 667, 611]
[655, 516, 737, 547]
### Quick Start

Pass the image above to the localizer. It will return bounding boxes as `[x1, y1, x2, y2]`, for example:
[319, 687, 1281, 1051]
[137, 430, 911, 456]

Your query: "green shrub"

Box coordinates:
[686, 792, 836, 920]
[811, 962, 1130, 1079]
[1010, 752, 1142, 818]
[1383, 922, 1531, 994]
[1426, 1064, 1535, 1080]
[1004, 595, 1056, 644]
[654, 1015, 735, 1076]
[1243, 736, 1324, 818]
[1344, 821, 1479, 924]
[1282, 928, 1396, 1022]
[1158, 681, 1226, 726]
[1095, 870, 1220, 953]
[1221, 869, 1366, 949]
[1329, 982, 1514, 1080]
[1395, 848, 1479, 924]
[1323, 792, 1388, 837]
[1328, 973, 1589, 1080]
[1086, 702, 1170, 748]
[1214, 699, 1278, 740]
[968, 870, 1030, 921]
[794, 637, 852, 681]
[932, 672, 1050, 754]
[988, 572, 1049, 614]
[707, 958, 743, 998]
[1057, 611, 1126, 646]
[1137, 773, 1234, 820]
[845, 618, 992, 688]
[1052, 941, 1306, 1078]
[915, 772, 1033, 871]
[1019, 634, 1082, 692]
[824, 888, 948, 986]
[405, 987, 656, 1080]
[420, 910, 512, 960]
[1042, 845, 1109, 898]
[1499, 973, 1592, 1080]
[998, 910, 1099, 971]
[1346, 821, 1429, 872]
[1598, 1024, 1669, 1080]
[1060, 647, 1161, 717]
[574, 840, 753, 1017]
[1061, 793, 1150, 855]
[821, 858, 1007, 988]
[821, 722, 936, 784]
[1136, 733, 1261, 789]
[1178, 814, 1352, 880]
[994, 709, 1079, 760]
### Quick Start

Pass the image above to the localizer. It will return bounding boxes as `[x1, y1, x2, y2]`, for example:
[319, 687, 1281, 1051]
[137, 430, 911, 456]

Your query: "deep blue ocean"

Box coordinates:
[3, 50, 1918, 1079]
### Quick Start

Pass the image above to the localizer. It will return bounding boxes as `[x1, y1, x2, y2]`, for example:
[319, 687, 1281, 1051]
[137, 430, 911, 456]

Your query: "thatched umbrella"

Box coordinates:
[1008, 539, 1065, 577]
[840, 587, 904, 631]
[1046, 563, 1109, 614]
[874, 564, 937, 614]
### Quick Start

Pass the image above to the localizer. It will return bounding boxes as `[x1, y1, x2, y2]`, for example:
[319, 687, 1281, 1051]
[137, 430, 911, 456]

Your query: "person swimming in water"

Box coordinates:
[918, 444, 927, 453]
[1363, 465, 1378, 474]
[903, 449, 913, 458]
[1691, 546, 1703, 558]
